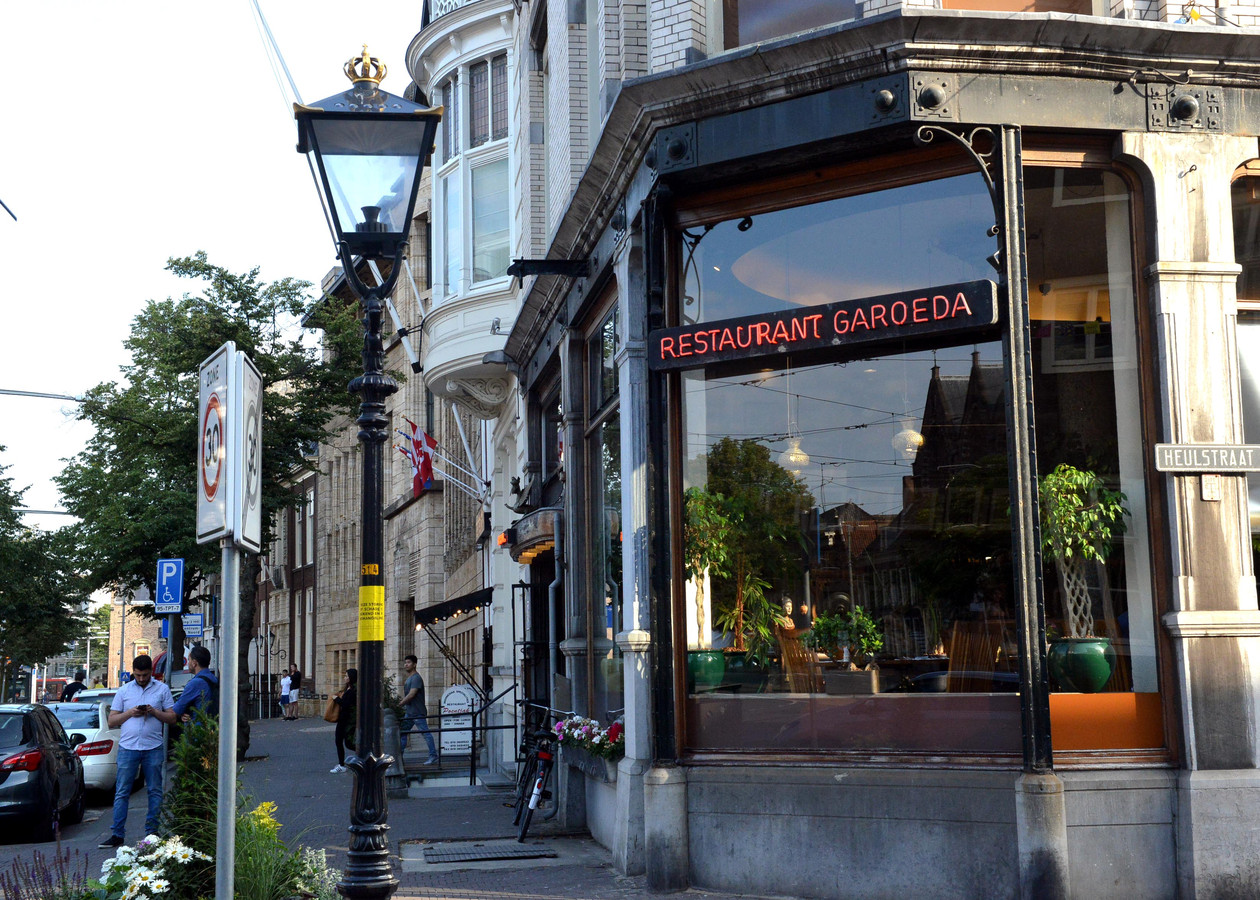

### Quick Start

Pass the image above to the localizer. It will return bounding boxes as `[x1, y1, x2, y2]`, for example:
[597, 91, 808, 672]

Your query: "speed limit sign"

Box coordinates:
[196, 344, 232, 542]
[196, 342, 262, 551]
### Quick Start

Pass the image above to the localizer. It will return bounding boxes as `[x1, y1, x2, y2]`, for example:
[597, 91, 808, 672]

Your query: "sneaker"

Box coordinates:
[330, 764, 347, 773]
[99, 835, 124, 849]
[423, 756, 439, 766]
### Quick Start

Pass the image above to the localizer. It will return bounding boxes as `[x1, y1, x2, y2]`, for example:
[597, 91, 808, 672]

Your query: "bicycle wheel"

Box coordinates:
[516, 758, 551, 842]
[511, 754, 537, 826]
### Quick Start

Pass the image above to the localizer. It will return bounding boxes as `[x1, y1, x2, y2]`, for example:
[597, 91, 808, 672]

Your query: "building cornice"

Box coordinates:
[507, 9, 1260, 367]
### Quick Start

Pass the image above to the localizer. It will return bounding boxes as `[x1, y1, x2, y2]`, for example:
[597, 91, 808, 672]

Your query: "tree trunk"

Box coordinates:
[237, 555, 260, 760]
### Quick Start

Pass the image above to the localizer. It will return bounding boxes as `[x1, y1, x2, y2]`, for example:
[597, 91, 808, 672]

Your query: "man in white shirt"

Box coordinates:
[99, 654, 175, 848]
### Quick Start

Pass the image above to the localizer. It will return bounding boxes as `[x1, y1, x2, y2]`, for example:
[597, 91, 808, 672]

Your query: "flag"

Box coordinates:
[396, 418, 438, 497]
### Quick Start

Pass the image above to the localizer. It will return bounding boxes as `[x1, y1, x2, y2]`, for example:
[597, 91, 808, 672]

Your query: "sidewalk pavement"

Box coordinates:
[243, 716, 792, 900]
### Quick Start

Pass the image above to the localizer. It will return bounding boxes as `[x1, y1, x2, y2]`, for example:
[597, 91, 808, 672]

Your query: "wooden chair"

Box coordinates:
[945, 619, 1010, 692]
[776, 627, 823, 693]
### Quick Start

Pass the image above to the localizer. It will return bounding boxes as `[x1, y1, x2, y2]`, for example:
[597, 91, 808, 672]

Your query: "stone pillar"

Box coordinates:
[1118, 131, 1260, 898]
[1015, 773, 1070, 899]
[644, 765, 689, 891]
[613, 231, 650, 875]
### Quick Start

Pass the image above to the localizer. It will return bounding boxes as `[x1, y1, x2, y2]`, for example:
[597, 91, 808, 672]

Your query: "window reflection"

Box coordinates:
[679, 165, 1159, 756]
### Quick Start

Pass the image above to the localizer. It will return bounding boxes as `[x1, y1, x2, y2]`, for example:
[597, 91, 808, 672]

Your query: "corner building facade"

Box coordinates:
[411, 1, 1260, 896]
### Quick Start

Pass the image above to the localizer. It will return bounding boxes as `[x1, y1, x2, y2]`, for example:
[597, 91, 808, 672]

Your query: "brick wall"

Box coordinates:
[649, 0, 706, 72]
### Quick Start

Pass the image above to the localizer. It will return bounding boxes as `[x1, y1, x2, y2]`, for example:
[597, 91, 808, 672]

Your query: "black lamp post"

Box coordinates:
[295, 47, 440, 900]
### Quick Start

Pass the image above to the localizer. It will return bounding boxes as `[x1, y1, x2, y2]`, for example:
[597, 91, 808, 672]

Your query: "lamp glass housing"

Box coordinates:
[306, 115, 428, 254]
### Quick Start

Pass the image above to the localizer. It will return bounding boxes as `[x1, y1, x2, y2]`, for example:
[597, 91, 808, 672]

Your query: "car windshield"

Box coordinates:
[52, 705, 99, 729]
[0, 713, 27, 748]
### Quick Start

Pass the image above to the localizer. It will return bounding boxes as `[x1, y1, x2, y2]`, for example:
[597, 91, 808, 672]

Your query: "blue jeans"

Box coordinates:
[113, 746, 164, 839]
[401, 715, 437, 757]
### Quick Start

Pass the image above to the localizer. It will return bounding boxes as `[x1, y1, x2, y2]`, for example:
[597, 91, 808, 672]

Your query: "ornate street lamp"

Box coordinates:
[295, 48, 440, 900]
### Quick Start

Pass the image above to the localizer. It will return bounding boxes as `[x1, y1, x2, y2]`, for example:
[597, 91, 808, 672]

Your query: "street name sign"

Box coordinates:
[1153, 443, 1260, 473]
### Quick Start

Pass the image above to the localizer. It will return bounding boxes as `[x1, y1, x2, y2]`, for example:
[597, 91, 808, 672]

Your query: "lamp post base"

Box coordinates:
[338, 752, 399, 899]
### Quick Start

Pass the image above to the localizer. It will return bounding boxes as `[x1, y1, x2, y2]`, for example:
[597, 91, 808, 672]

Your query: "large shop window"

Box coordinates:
[676, 162, 1159, 758]
[587, 306, 623, 723]
[1233, 174, 1260, 588]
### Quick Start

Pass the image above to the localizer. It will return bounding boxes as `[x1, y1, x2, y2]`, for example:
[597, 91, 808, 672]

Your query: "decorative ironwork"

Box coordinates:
[914, 125, 1000, 237]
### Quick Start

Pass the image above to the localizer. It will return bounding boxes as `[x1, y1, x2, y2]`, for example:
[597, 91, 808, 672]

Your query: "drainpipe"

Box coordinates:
[548, 515, 564, 711]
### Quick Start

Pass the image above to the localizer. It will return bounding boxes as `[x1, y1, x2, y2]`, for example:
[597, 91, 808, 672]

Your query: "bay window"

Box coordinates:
[434, 52, 512, 298]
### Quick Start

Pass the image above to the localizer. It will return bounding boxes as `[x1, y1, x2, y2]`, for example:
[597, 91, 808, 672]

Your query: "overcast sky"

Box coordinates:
[0, 1, 420, 531]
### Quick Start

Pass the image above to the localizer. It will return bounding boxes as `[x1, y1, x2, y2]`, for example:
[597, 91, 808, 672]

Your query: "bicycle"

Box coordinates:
[516, 728, 557, 842]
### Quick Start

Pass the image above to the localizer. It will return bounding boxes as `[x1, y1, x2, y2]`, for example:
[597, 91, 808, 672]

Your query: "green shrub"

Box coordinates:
[161, 711, 221, 897]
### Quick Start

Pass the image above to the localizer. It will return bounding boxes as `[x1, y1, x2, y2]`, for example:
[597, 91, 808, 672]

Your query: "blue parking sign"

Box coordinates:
[156, 559, 184, 614]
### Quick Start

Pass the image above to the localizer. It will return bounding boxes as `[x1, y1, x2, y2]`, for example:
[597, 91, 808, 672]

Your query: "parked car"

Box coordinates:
[0, 704, 86, 840]
[47, 696, 119, 793]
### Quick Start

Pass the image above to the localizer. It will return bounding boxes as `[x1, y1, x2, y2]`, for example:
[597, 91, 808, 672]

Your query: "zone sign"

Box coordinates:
[196, 341, 263, 551]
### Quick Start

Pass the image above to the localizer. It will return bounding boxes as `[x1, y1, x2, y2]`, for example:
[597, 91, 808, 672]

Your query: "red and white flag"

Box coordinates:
[396, 418, 438, 497]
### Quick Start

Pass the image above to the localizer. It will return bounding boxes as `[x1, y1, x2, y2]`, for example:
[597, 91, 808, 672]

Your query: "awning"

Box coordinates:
[415, 588, 493, 627]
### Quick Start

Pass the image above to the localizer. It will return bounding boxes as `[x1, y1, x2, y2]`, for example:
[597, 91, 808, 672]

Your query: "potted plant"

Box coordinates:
[700, 438, 812, 668]
[683, 486, 733, 689]
[1038, 463, 1128, 692]
[804, 605, 884, 693]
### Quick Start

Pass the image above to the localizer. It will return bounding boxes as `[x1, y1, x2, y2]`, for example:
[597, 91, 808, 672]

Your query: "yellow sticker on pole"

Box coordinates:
[358, 585, 385, 641]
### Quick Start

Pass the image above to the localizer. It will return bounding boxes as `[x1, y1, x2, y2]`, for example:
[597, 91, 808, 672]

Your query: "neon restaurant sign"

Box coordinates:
[647, 280, 1000, 371]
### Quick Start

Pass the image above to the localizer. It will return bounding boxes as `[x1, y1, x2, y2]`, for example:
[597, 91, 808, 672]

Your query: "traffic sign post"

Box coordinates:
[195, 342, 262, 900]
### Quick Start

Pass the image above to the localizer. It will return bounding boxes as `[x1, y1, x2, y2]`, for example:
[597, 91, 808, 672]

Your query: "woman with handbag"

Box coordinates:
[330, 668, 358, 773]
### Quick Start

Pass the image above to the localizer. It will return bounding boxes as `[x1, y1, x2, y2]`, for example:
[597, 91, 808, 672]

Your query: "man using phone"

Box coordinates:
[100, 654, 175, 848]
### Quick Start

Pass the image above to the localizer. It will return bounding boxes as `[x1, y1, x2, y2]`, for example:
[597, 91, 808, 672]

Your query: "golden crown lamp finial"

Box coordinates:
[345, 45, 387, 85]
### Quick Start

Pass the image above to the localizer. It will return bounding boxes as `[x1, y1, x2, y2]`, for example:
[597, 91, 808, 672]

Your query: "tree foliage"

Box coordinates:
[56, 253, 362, 753]
[698, 437, 813, 659]
[0, 451, 89, 670]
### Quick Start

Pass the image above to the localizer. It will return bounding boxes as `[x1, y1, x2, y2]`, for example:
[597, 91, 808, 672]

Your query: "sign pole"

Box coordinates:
[215, 539, 239, 900]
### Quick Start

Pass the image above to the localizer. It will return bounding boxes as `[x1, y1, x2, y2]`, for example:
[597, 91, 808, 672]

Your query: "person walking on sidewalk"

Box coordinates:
[173, 646, 218, 723]
[330, 668, 357, 773]
[287, 664, 302, 720]
[400, 655, 438, 765]
[99, 655, 176, 848]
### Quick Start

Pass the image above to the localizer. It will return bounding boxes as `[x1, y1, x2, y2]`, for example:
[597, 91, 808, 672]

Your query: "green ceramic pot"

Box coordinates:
[686, 650, 726, 691]
[723, 652, 769, 693]
[1047, 637, 1116, 693]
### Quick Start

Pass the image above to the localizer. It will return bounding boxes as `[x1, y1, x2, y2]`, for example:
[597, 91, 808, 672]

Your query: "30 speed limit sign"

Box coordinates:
[196, 342, 262, 551]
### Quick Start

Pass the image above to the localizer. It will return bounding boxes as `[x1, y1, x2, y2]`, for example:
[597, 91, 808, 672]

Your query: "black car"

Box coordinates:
[0, 704, 86, 840]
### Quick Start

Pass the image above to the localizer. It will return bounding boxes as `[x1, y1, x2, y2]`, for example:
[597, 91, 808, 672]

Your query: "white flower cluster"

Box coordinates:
[99, 834, 211, 900]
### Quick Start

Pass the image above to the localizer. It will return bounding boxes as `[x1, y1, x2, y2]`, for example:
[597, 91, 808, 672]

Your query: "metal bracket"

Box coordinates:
[1147, 85, 1224, 132]
[655, 122, 697, 173]
[911, 75, 960, 122]
[870, 77, 907, 125]
[913, 125, 1001, 239]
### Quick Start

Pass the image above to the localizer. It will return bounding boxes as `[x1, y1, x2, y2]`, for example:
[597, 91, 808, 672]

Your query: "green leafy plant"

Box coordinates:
[292, 848, 341, 900]
[803, 606, 884, 669]
[1038, 463, 1128, 638]
[698, 438, 812, 658]
[235, 801, 301, 900]
[683, 486, 733, 650]
[160, 711, 219, 897]
[382, 673, 407, 722]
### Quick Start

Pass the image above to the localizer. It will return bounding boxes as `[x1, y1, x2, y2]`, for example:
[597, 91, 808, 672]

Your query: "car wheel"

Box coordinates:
[62, 777, 85, 826]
